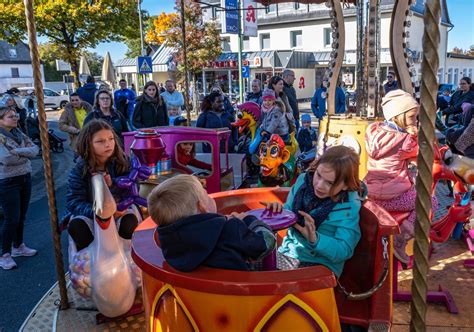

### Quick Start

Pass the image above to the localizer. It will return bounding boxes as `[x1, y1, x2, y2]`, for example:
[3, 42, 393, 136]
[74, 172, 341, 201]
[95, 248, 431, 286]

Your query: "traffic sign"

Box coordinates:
[242, 65, 250, 78]
[137, 56, 153, 74]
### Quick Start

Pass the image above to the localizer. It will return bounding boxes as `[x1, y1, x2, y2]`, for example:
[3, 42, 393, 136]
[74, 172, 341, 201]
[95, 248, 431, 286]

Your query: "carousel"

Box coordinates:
[19, 0, 473, 331]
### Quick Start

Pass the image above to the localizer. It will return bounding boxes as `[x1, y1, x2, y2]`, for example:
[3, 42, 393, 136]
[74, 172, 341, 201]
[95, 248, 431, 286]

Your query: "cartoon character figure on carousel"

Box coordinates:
[258, 134, 297, 187]
[233, 101, 299, 187]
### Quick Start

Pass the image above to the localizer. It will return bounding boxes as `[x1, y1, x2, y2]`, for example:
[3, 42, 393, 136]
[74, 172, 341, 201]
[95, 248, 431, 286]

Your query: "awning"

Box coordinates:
[152, 44, 176, 72]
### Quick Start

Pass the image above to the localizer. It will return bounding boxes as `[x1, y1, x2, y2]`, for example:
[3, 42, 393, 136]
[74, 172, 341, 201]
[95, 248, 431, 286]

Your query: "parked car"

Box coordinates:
[18, 87, 69, 110]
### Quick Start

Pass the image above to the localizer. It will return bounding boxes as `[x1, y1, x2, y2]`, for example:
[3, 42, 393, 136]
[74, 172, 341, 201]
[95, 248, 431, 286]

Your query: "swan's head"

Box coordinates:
[92, 173, 117, 227]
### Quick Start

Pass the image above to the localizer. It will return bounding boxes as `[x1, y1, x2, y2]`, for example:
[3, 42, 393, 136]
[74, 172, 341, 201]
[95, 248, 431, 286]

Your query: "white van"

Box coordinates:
[18, 87, 69, 110]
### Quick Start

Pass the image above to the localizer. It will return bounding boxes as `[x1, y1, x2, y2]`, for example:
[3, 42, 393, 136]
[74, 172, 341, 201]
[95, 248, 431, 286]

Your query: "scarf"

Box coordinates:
[261, 103, 275, 114]
[292, 172, 348, 227]
[143, 93, 160, 105]
[0, 127, 24, 146]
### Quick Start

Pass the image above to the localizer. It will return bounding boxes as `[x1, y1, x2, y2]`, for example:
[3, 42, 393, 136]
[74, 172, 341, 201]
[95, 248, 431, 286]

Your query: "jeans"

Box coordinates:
[0, 173, 32, 255]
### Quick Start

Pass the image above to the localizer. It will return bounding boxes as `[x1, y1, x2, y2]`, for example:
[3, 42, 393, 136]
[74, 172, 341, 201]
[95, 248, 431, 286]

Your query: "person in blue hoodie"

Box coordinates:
[296, 113, 317, 153]
[311, 78, 346, 120]
[76, 75, 98, 107]
[263, 145, 363, 278]
[147, 174, 276, 272]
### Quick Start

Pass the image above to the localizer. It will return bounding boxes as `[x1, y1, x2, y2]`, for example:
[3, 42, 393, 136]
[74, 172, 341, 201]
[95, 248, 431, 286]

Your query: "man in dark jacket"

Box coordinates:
[383, 71, 398, 94]
[148, 174, 276, 272]
[76, 76, 98, 106]
[245, 79, 263, 105]
[282, 69, 300, 130]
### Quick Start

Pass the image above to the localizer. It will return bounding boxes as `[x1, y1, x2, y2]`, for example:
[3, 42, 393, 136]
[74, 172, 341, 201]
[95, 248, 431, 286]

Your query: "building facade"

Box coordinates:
[0, 40, 45, 93]
[200, 0, 472, 99]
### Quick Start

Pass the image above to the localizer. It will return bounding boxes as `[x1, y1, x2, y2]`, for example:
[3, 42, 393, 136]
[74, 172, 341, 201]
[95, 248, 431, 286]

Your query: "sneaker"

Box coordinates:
[0, 253, 17, 270]
[11, 244, 37, 257]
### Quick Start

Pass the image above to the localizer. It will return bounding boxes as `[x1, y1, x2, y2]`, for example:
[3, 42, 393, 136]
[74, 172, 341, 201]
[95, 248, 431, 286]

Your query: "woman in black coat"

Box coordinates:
[442, 77, 474, 126]
[132, 81, 168, 129]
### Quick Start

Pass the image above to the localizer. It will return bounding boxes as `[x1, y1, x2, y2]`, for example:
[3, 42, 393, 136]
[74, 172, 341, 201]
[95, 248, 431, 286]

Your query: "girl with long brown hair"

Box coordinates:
[264, 145, 363, 277]
[64, 119, 138, 251]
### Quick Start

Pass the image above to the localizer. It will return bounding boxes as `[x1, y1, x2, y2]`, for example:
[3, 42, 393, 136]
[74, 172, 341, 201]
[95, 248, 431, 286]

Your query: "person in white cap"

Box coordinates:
[364, 89, 438, 264]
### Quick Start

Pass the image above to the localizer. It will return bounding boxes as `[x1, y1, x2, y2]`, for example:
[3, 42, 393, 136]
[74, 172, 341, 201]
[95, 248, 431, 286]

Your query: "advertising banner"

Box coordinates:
[242, 0, 258, 37]
[221, 0, 239, 34]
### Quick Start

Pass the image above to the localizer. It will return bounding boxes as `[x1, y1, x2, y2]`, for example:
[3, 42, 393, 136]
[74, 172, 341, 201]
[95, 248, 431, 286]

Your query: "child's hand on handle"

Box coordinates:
[260, 201, 283, 213]
[294, 211, 317, 245]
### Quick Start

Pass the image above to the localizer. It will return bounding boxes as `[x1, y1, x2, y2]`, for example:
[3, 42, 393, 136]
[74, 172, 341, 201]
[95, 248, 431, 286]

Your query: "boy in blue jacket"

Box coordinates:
[147, 174, 276, 272]
[296, 114, 317, 153]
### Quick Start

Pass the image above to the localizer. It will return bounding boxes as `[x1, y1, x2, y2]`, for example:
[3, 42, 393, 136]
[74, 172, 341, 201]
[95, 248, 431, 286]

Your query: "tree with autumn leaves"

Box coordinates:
[0, 0, 142, 87]
[146, 1, 222, 104]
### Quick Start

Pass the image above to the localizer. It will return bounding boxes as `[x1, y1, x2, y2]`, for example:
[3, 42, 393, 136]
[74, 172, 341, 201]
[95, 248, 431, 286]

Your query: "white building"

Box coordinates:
[445, 52, 474, 85]
[0, 40, 45, 93]
[200, 0, 472, 99]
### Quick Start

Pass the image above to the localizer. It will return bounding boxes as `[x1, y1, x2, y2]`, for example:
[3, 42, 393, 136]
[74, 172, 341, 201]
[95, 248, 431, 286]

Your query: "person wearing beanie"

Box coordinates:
[296, 114, 317, 153]
[364, 89, 438, 264]
[260, 88, 291, 142]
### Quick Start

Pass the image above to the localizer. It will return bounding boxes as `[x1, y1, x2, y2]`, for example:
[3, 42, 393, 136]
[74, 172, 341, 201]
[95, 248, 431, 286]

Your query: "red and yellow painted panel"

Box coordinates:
[143, 274, 340, 332]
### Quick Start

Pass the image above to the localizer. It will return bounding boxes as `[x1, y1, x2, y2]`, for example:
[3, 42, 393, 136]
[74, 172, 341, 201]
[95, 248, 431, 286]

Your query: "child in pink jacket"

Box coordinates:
[365, 89, 437, 263]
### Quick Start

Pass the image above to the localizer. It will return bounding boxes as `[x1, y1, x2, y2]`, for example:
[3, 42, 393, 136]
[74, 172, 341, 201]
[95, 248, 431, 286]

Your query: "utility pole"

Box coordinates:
[138, 0, 146, 87]
[237, 0, 244, 102]
[181, 0, 191, 125]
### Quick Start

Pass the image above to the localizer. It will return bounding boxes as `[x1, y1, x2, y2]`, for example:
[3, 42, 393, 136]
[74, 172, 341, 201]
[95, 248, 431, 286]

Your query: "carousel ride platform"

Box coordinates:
[20, 185, 474, 332]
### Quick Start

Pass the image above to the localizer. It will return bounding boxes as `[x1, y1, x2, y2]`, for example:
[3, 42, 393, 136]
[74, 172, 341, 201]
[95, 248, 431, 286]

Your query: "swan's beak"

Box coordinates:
[92, 174, 117, 219]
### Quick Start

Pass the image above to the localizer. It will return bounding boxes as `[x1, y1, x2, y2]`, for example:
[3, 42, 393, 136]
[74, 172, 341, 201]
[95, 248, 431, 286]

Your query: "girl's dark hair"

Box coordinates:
[267, 76, 284, 97]
[0, 106, 15, 119]
[307, 145, 361, 200]
[142, 81, 163, 105]
[93, 89, 114, 110]
[460, 77, 471, 85]
[76, 119, 128, 176]
[200, 91, 222, 112]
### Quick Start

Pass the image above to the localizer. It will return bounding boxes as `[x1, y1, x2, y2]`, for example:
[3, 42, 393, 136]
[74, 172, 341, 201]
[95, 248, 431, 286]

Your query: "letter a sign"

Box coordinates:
[137, 56, 153, 74]
[243, 0, 258, 37]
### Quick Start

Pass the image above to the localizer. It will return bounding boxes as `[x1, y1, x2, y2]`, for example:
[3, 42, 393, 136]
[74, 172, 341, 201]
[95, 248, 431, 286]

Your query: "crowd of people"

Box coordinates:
[0, 70, 473, 275]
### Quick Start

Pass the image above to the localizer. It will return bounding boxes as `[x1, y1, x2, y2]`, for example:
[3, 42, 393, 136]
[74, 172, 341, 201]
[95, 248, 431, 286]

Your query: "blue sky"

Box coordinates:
[445, 0, 474, 52]
[94, 0, 176, 62]
[95, 0, 473, 62]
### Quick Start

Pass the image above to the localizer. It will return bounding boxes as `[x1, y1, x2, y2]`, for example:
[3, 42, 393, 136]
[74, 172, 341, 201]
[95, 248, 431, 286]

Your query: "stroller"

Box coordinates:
[26, 115, 66, 153]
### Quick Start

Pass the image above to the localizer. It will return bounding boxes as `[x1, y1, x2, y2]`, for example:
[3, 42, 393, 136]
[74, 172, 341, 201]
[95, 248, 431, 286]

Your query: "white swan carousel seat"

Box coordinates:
[68, 174, 142, 318]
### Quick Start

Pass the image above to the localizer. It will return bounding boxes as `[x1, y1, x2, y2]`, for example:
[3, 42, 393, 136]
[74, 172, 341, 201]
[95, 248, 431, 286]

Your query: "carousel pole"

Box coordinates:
[410, 0, 440, 330]
[180, 0, 191, 125]
[23, 0, 69, 310]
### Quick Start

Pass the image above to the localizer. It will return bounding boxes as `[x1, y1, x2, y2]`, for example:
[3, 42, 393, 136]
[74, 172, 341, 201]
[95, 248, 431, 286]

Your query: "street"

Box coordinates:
[0, 114, 74, 332]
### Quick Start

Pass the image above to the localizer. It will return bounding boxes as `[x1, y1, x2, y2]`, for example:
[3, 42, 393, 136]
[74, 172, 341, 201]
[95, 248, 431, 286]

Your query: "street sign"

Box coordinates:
[137, 56, 153, 74]
[243, 0, 258, 37]
[221, 0, 239, 34]
[56, 60, 71, 71]
[242, 65, 250, 78]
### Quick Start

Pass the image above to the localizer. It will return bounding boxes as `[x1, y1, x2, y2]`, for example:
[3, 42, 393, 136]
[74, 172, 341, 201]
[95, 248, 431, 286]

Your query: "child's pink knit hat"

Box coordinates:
[262, 88, 276, 101]
[381, 89, 419, 120]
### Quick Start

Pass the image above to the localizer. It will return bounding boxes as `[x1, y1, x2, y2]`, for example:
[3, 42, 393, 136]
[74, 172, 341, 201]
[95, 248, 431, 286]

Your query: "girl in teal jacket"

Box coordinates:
[266, 145, 363, 277]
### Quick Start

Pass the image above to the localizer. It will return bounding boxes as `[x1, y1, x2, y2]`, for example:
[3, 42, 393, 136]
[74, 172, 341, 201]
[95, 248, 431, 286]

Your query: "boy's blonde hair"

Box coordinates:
[147, 174, 207, 226]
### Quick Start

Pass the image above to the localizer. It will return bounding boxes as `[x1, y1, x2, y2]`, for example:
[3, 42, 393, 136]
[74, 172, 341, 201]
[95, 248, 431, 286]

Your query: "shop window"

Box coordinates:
[447, 68, 453, 84]
[260, 33, 270, 50]
[323, 28, 331, 47]
[221, 37, 231, 52]
[11, 68, 19, 78]
[295, 3, 300, 10]
[243, 36, 250, 50]
[453, 68, 459, 85]
[290, 30, 302, 48]
[265, 4, 277, 14]
[437, 68, 444, 83]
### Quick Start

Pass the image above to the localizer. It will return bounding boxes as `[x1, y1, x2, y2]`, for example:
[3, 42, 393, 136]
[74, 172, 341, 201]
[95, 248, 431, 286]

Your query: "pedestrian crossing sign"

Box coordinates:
[137, 56, 153, 74]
